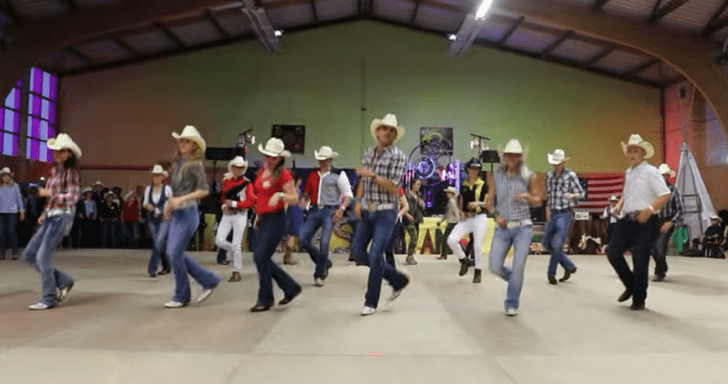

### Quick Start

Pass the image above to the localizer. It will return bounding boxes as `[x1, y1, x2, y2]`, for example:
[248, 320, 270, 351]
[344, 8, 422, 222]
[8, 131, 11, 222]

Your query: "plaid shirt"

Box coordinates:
[657, 183, 683, 223]
[546, 168, 584, 211]
[45, 167, 80, 213]
[361, 144, 407, 205]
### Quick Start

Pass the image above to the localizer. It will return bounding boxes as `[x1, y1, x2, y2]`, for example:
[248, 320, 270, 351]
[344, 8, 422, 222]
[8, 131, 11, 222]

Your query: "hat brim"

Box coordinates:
[258, 143, 291, 158]
[228, 163, 248, 172]
[622, 141, 655, 159]
[172, 132, 207, 153]
[47, 139, 82, 158]
[547, 154, 570, 165]
[370, 120, 405, 143]
[314, 150, 339, 160]
[151, 171, 169, 177]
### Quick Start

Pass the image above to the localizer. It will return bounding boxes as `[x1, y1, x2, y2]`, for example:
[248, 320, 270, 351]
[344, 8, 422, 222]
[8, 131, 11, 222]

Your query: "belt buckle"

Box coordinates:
[367, 202, 378, 213]
[507, 221, 520, 229]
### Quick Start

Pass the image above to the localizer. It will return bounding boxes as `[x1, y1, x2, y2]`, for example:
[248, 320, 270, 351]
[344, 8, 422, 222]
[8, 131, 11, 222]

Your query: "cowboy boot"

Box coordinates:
[472, 269, 482, 283]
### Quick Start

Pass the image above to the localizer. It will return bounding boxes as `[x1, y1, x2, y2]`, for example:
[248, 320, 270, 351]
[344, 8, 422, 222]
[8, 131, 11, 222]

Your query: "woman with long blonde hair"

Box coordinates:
[163, 125, 220, 308]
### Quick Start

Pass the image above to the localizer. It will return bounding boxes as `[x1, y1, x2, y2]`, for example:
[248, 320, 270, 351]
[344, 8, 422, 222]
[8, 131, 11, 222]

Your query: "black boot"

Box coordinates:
[472, 269, 482, 283]
[458, 258, 470, 276]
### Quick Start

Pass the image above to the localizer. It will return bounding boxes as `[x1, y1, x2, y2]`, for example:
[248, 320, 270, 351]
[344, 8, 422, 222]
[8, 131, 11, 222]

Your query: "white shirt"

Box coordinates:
[143, 185, 173, 207]
[620, 161, 670, 218]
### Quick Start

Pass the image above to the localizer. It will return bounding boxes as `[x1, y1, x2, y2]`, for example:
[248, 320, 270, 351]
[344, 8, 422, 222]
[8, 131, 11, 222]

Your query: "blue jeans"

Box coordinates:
[543, 212, 576, 277]
[253, 213, 302, 305]
[22, 214, 75, 306]
[353, 210, 408, 309]
[384, 221, 403, 268]
[167, 206, 220, 303]
[488, 225, 533, 310]
[147, 218, 170, 275]
[0, 213, 19, 254]
[299, 206, 336, 278]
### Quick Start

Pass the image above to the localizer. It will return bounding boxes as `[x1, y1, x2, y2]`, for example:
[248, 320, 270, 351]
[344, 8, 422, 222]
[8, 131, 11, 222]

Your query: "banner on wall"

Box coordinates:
[272, 125, 305, 154]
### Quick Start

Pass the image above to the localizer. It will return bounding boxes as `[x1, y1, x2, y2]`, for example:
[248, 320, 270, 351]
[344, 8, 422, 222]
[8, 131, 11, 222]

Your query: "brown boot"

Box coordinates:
[283, 246, 298, 265]
[436, 254, 447, 260]
[229, 271, 242, 282]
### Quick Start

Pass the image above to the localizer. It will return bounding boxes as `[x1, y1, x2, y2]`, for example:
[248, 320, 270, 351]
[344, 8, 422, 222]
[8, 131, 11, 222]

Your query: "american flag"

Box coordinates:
[575, 173, 624, 214]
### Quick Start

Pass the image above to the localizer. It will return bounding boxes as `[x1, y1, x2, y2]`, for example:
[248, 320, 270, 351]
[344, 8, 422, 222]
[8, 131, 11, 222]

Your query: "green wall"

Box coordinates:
[61, 20, 662, 173]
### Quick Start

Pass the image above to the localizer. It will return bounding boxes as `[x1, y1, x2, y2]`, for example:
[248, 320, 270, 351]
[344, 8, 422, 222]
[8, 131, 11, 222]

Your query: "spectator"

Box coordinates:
[76, 187, 98, 247]
[122, 191, 141, 247]
[0, 167, 25, 260]
[100, 192, 121, 247]
[703, 215, 724, 258]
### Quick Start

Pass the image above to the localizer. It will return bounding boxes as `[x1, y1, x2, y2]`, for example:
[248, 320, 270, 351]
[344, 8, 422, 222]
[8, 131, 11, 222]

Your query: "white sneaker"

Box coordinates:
[505, 307, 518, 317]
[57, 282, 74, 303]
[361, 306, 376, 316]
[314, 278, 324, 287]
[164, 301, 187, 308]
[197, 288, 214, 304]
[29, 302, 50, 310]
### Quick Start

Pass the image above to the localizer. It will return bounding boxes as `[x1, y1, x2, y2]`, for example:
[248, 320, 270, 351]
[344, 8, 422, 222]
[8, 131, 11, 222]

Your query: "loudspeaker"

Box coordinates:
[480, 150, 500, 164]
[205, 147, 243, 161]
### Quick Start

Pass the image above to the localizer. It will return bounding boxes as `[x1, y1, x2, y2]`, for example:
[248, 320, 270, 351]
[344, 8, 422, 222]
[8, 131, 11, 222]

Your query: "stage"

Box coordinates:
[1, 250, 727, 383]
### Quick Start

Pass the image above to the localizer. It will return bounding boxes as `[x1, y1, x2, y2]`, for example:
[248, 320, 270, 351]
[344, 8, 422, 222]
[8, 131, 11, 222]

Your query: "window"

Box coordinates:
[0, 81, 22, 156]
[26, 68, 58, 162]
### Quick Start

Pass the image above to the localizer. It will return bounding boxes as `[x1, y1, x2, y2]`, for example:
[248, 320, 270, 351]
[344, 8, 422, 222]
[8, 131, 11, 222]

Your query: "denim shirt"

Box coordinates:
[0, 184, 24, 213]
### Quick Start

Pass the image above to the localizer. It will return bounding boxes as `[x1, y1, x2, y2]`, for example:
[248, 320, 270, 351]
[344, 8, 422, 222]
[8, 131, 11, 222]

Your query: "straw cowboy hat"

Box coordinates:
[0, 167, 11, 176]
[314, 146, 339, 160]
[82, 187, 93, 194]
[710, 214, 721, 221]
[93, 180, 104, 187]
[47, 133, 82, 158]
[445, 186, 458, 195]
[370, 114, 405, 142]
[609, 195, 619, 202]
[548, 149, 570, 165]
[150, 164, 168, 178]
[172, 125, 206, 153]
[228, 156, 248, 172]
[258, 138, 291, 158]
[658, 163, 676, 178]
[621, 134, 654, 159]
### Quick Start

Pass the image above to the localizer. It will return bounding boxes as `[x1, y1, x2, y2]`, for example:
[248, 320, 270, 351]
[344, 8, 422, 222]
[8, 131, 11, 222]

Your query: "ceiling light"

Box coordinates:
[274, 30, 283, 37]
[475, 0, 494, 19]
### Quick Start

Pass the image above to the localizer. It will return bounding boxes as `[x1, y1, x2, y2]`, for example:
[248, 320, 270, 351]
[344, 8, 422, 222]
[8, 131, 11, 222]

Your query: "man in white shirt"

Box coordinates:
[607, 135, 671, 310]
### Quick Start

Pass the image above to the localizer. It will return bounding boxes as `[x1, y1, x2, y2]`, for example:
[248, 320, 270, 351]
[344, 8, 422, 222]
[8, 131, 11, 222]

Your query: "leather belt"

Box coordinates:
[506, 219, 533, 228]
[367, 202, 395, 213]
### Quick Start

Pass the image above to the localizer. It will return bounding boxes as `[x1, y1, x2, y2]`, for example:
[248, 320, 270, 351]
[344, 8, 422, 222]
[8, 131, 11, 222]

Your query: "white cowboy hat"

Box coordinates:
[104, 192, 115, 199]
[47, 133, 82, 158]
[621, 134, 654, 159]
[150, 164, 168, 178]
[609, 195, 619, 202]
[503, 139, 524, 154]
[370, 114, 405, 142]
[0, 167, 11, 176]
[658, 163, 676, 177]
[228, 156, 248, 172]
[548, 149, 570, 165]
[445, 186, 457, 195]
[710, 214, 721, 221]
[82, 187, 93, 194]
[93, 180, 104, 187]
[258, 138, 291, 158]
[172, 125, 207, 153]
[314, 146, 339, 160]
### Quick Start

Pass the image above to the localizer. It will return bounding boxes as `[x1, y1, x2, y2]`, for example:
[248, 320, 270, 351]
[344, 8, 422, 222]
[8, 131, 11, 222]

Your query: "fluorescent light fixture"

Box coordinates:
[274, 30, 283, 37]
[475, 0, 494, 19]
[448, 34, 457, 41]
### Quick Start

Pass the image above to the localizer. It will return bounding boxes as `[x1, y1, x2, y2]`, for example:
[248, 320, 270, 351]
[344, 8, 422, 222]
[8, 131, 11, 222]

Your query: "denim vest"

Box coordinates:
[146, 185, 168, 220]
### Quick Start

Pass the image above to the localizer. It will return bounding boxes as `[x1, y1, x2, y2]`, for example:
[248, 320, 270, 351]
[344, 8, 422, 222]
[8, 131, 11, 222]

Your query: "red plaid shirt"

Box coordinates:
[45, 167, 80, 212]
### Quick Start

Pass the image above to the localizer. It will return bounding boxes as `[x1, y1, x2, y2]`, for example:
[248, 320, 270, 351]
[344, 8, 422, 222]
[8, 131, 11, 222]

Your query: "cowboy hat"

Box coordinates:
[150, 164, 168, 178]
[503, 139, 523, 154]
[548, 149, 570, 165]
[124, 191, 136, 200]
[370, 114, 405, 142]
[314, 146, 339, 160]
[710, 214, 721, 221]
[445, 186, 457, 195]
[93, 180, 104, 187]
[172, 125, 207, 153]
[621, 134, 654, 159]
[658, 163, 676, 178]
[82, 187, 93, 194]
[0, 167, 11, 176]
[47, 133, 82, 158]
[258, 138, 291, 158]
[609, 195, 619, 202]
[466, 157, 481, 168]
[228, 156, 248, 172]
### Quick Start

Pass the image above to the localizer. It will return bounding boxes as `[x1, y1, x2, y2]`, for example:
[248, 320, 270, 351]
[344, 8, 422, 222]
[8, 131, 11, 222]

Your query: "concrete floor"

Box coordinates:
[1, 249, 728, 384]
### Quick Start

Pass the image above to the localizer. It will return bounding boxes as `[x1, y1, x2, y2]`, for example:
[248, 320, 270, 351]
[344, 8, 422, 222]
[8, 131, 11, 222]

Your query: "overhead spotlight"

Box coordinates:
[475, 0, 494, 19]
[448, 34, 457, 41]
[274, 30, 283, 37]
[470, 139, 479, 149]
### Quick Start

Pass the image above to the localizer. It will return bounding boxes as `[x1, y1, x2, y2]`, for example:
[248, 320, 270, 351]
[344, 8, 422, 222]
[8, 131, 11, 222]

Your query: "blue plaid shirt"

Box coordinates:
[546, 168, 584, 211]
[361, 145, 407, 205]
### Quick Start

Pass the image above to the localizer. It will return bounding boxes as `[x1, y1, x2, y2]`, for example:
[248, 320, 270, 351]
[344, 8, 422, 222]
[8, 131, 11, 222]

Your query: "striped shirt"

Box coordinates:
[361, 145, 407, 205]
[494, 167, 531, 222]
[657, 183, 683, 223]
[546, 167, 584, 211]
[44, 167, 80, 213]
